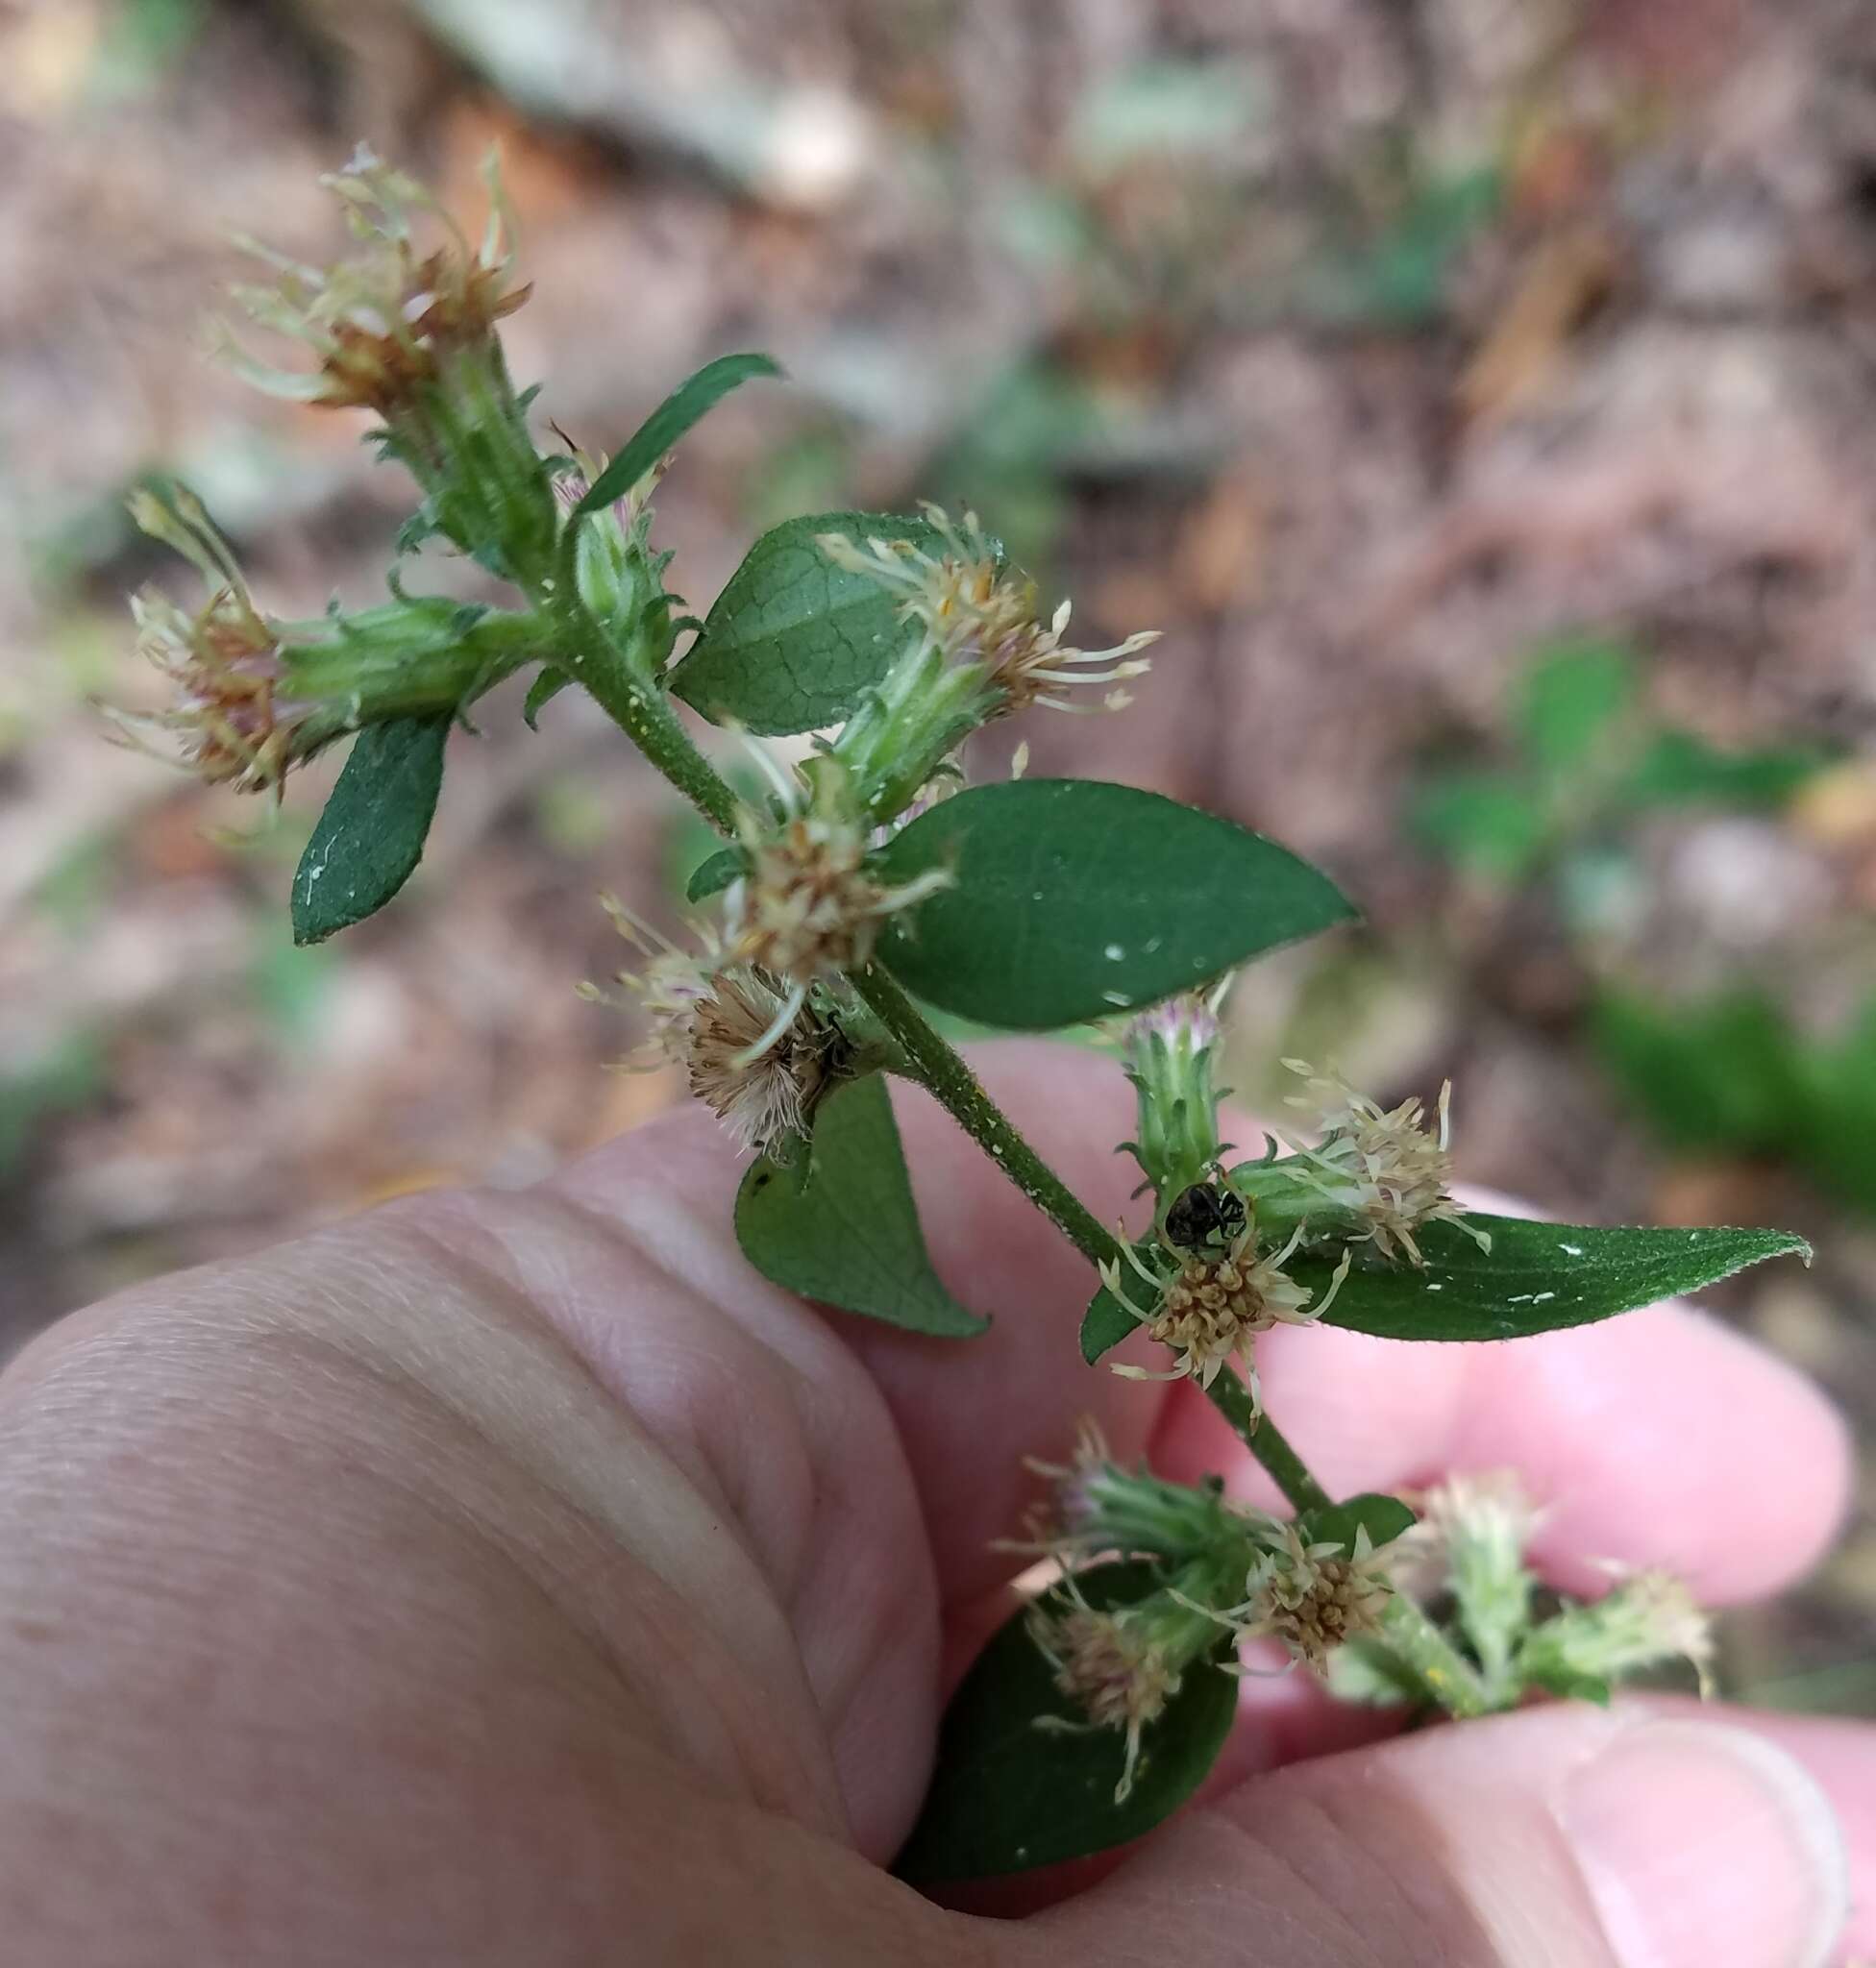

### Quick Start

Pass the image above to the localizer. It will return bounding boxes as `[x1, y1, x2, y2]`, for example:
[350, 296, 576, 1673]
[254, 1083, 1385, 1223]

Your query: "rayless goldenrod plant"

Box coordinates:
[110, 149, 1805, 1882]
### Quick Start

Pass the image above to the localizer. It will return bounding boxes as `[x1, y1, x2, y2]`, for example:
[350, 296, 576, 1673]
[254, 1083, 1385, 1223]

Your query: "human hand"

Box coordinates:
[0, 1046, 1864, 1964]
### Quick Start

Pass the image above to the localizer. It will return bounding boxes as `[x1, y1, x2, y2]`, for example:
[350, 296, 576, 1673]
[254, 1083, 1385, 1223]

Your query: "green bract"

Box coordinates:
[575, 353, 781, 516]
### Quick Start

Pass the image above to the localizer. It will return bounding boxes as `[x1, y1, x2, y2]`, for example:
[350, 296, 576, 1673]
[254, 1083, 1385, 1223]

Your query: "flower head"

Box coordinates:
[1520, 1569, 1715, 1697]
[1280, 1060, 1487, 1266]
[220, 145, 529, 416]
[727, 759, 950, 987]
[1121, 986, 1228, 1197]
[596, 901, 839, 1156]
[1099, 1213, 1352, 1408]
[1230, 1521, 1395, 1671]
[1024, 1568, 1233, 1805]
[105, 488, 305, 793]
[818, 504, 1158, 717]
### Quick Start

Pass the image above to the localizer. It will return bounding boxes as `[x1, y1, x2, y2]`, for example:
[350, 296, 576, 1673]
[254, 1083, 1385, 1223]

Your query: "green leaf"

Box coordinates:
[575, 353, 782, 516]
[1289, 1213, 1809, 1342]
[1296, 1492, 1416, 1555]
[1081, 1265, 1145, 1364]
[1622, 729, 1828, 811]
[1592, 990, 1798, 1154]
[670, 510, 978, 734]
[1410, 771, 1551, 879]
[734, 1074, 987, 1337]
[894, 1562, 1236, 1883]
[523, 666, 570, 730]
[873, 779, 1356, 1030]
[685, 846, 745, 904]
[1516, 636, 1637, 781]
[291, 715, 448, 946]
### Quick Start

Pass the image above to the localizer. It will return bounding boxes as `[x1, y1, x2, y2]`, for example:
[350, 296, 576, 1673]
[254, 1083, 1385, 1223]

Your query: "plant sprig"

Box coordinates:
[111, 148, 1809, 1885]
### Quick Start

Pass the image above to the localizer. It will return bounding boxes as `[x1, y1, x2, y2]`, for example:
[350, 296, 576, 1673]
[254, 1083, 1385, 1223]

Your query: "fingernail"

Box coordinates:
[1560, 1718, 1847, 1968]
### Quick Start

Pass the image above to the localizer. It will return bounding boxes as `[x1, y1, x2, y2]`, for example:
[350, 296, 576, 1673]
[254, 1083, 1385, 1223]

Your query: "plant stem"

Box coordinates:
[1197, 1372, 1329, 1514]
[852, 962, 1123, 1268]
[1377, 1600, 1493, 1717]
[558, 642, 741, 833]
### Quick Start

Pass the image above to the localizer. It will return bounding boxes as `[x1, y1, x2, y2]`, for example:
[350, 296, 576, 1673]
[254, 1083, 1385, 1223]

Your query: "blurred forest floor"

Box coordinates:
[2, 0, 1873, 1707]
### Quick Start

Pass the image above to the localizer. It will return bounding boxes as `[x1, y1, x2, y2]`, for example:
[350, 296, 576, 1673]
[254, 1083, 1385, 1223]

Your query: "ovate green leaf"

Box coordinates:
[873, 779, 1355, 1029]
[291, 715, 448, 945]
[734, 1073, 986, 1337]
[894, 1562, 1237, 1883]
[670, 510, 976, 734]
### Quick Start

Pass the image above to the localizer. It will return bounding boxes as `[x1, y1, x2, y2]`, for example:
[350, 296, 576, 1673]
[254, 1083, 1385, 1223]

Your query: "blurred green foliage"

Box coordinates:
[1594, 989, 1876, 1216]
[1413, 634, 1831, 888]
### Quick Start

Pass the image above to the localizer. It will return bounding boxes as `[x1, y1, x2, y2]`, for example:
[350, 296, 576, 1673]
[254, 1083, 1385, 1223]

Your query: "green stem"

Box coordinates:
[1377, 1599, 1493, 1717]
[542, 594, 740, 834]
[852, 960, 1332, 1515]
[1198, 1373, 1329, 1514]
[551, 622, 1346, 1535]
[852, 963, 1123, 1267]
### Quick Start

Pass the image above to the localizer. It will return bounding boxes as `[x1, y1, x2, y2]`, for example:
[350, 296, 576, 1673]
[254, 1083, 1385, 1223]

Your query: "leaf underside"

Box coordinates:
[670, 510, 964, 734]
[734, 1073, 987, 1338]
[291, 715, 449, 946]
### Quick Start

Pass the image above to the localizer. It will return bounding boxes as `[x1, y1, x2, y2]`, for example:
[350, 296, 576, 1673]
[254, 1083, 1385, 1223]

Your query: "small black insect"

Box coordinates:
[1163, 1181, 1247, 1251]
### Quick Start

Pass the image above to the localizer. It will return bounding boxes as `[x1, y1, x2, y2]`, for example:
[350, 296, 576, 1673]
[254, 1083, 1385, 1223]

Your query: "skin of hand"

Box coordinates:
[0, 1045, 1866, 1967]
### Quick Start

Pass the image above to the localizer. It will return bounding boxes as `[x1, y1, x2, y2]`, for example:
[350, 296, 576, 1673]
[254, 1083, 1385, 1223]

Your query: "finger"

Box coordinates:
[1650, 1702, 1876, 1958]
[1149, 1297, 1851, 1603]
[1036, 1702, 1850, 1968]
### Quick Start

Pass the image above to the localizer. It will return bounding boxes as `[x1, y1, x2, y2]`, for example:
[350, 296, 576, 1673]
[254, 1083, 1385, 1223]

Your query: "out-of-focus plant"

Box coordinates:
[1411, 634, 1865, 1212]
[104, 149, 1811, 1884]
[1412, 633, 1830, 899]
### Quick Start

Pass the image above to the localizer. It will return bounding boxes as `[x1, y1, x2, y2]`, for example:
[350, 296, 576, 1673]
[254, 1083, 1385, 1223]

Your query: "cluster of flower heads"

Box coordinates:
[220, 145, 529, 416]
[1098, 990, 1487, 1397]
[817, 504, 1159, 718]
[108, 489, 300, 795]
[1022, 1439, 1713, 1799]
[1022, 1426, 1396, 1799]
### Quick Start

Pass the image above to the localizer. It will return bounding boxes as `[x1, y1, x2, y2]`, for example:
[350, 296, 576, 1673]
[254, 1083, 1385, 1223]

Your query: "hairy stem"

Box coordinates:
[1376, 1600, 1493, 1717]
[852, 962, 1123, 1267]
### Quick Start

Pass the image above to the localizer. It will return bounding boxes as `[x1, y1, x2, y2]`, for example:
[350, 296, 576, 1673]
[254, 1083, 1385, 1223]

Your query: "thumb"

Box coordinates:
[1031, 1704, 1848, 1968]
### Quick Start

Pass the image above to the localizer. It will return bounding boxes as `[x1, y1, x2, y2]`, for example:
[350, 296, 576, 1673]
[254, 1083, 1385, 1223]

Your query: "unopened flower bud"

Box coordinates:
[1518, 1569, 1714, 1698]
[1122, 990, 1226, 1201]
